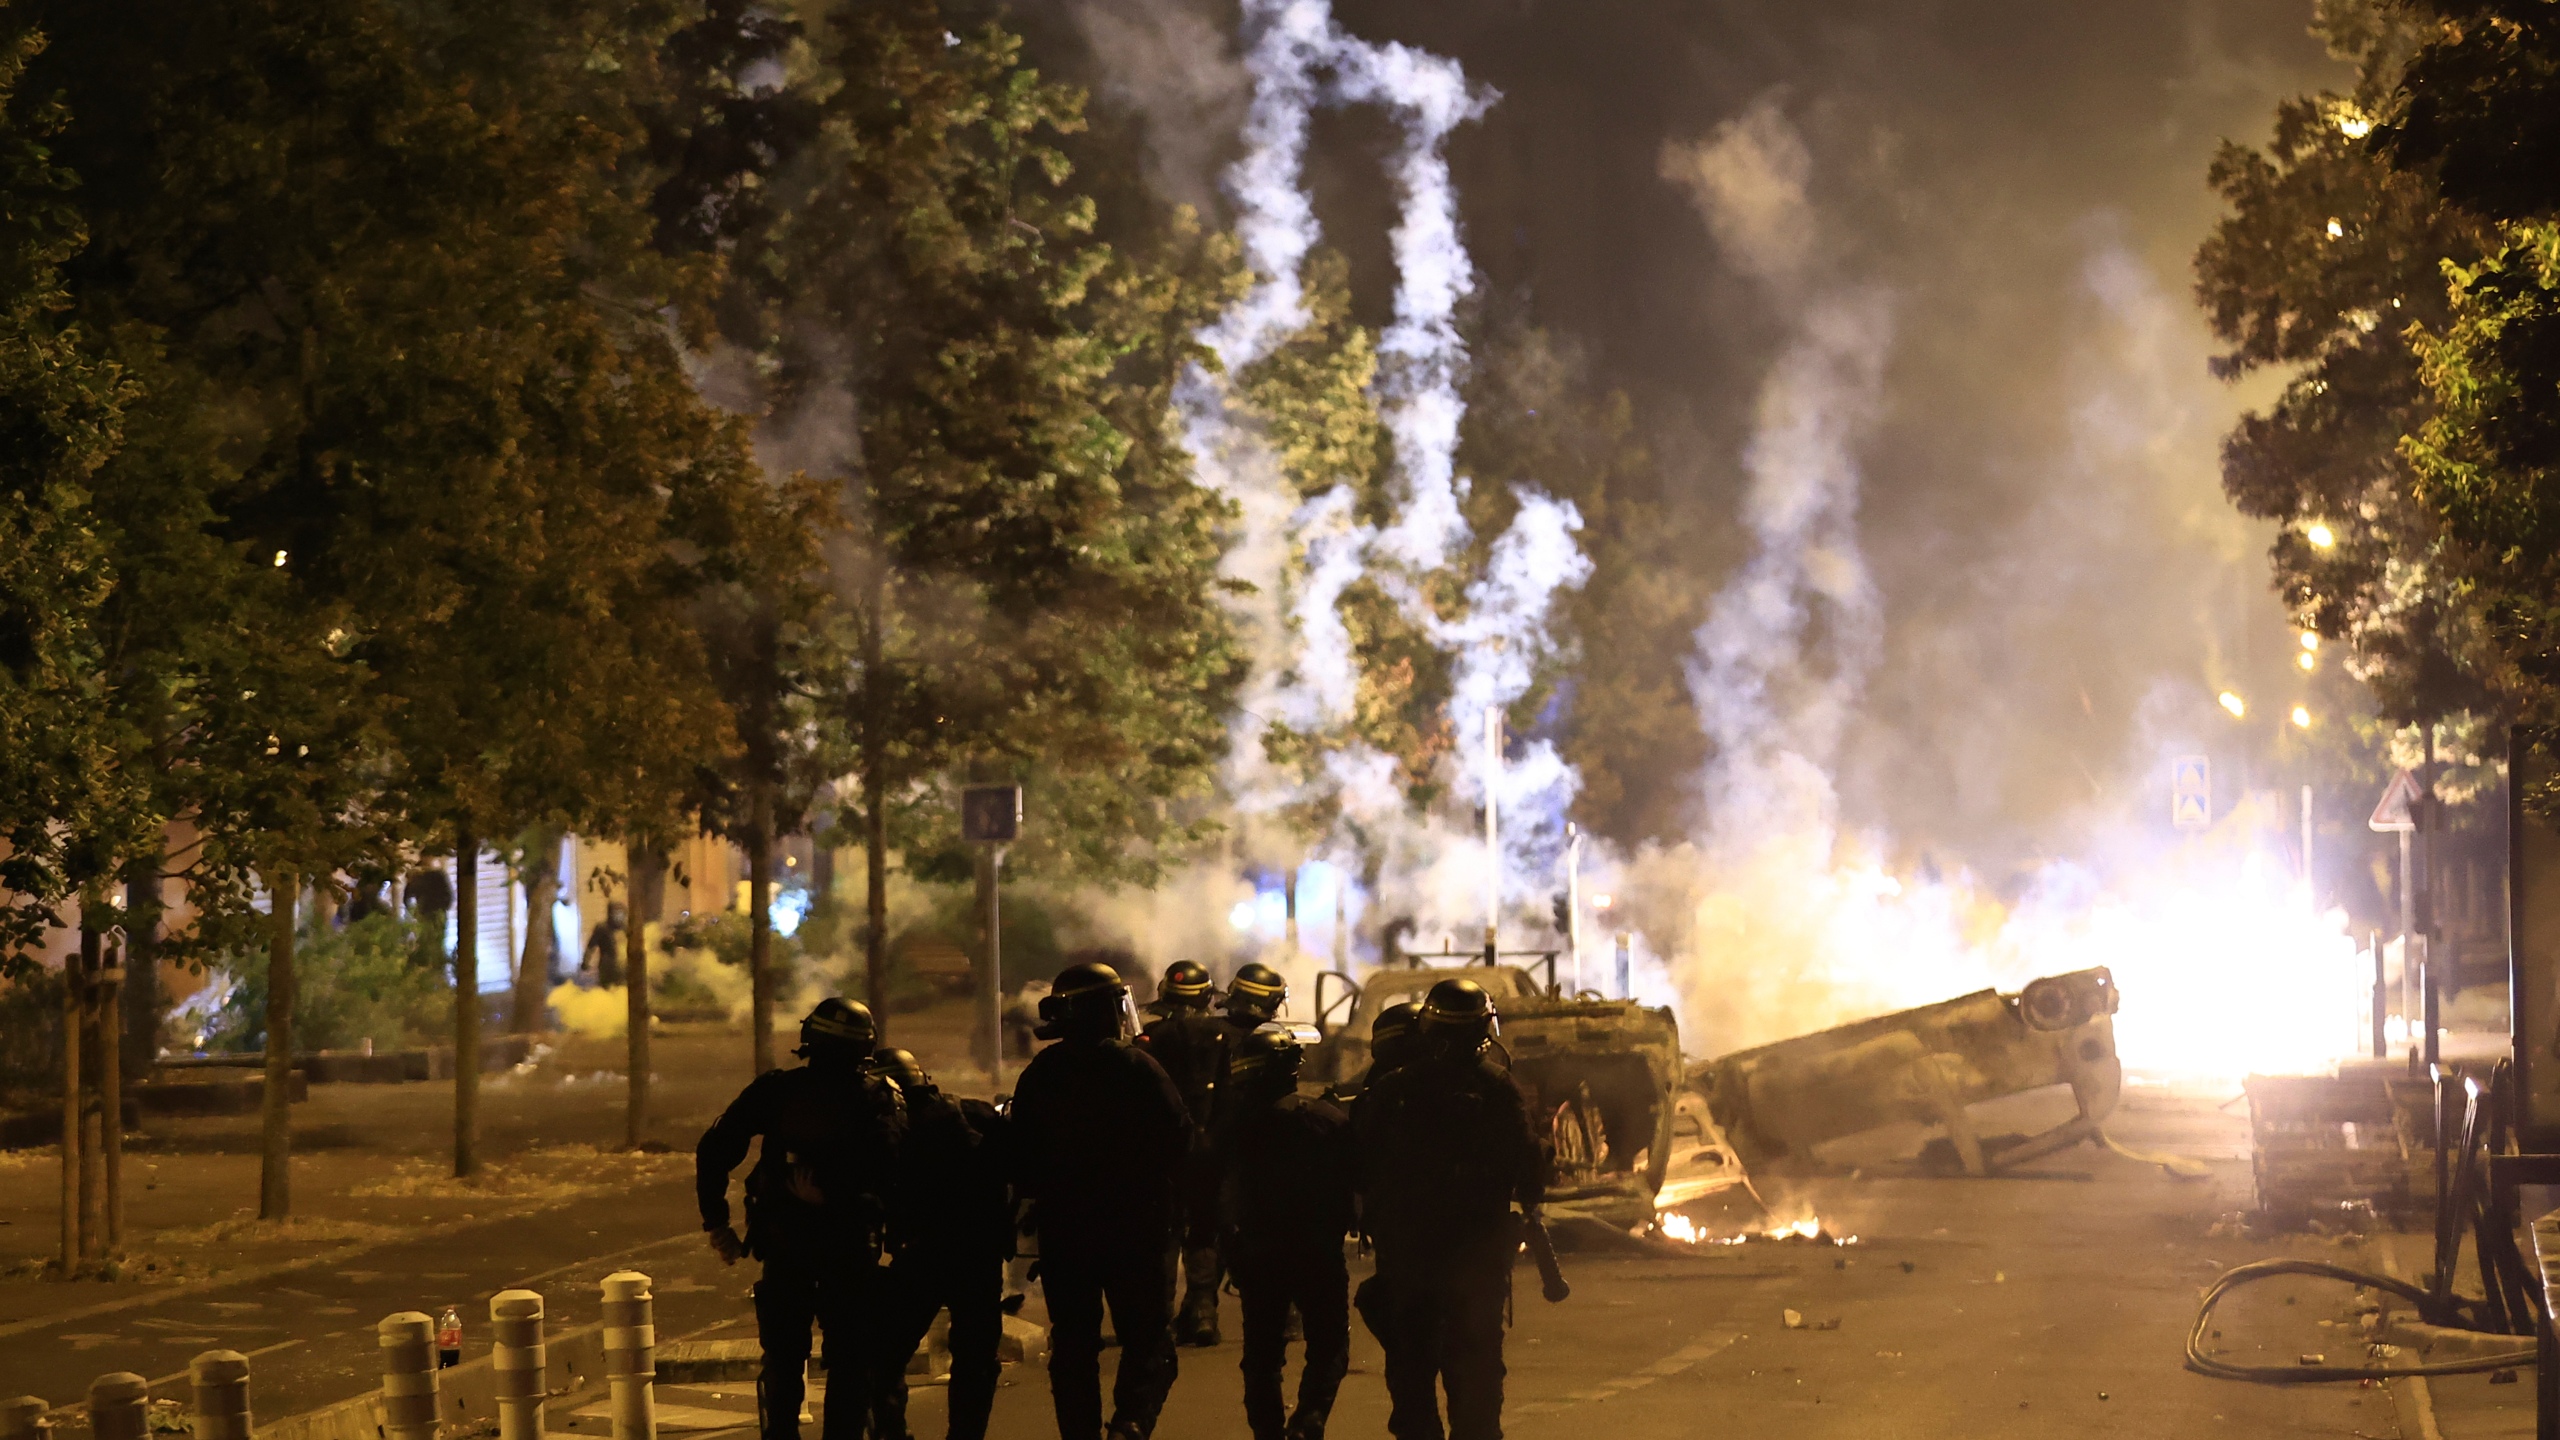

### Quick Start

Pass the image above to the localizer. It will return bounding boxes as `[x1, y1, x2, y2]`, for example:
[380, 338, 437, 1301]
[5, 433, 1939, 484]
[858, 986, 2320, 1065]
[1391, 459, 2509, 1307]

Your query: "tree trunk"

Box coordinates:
[98, 942, 122, 1257]
[122, 864, 162, 1083]
[748, 795, 775, 1077]
[76, 924, 100, 1265]
[59, 946, 80, 1274]
[512, 829, 562, 1035]
[454, 833, 480, 1179]
[865, 757, 890, 1033]
[625, 847, 663, 1151]
[259, 874, 295, 1220]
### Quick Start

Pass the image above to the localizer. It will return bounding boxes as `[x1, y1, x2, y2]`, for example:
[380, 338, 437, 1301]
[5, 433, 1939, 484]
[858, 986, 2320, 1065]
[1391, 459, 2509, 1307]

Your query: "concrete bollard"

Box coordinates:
[378, 1312, 440, 1440]
[0, 1397, 51, 1440]
[601, 1270, 656, 1440]
[187, 1352, 250, 1440]
[86, 1375, 147, 1440]
[491, 1289, 546, 1440]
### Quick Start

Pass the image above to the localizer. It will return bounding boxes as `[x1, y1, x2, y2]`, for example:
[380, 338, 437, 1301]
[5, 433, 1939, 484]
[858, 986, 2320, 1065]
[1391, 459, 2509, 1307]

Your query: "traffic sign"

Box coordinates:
[2171, 755, 2211, 830]
[961, 785, 1022, 843]
[2369, 769, 2422, 832]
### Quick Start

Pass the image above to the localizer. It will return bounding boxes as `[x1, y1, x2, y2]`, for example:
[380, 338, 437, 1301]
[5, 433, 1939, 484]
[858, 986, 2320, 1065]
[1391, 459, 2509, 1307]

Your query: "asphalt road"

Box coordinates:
[1, 1080, 2413, 1437]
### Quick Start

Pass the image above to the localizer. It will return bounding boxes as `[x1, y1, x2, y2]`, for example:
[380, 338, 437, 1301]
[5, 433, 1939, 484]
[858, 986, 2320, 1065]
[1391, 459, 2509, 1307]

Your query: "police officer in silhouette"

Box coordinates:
[1009, 962, 1193, 1440]
[697, 998, 906, 1440]
[1138, 960, 1224, 1343]
[1352, 979, 1546, 1440]
[867, 1047, 1012, 1440]
[1218, 1023, 1354, 1440]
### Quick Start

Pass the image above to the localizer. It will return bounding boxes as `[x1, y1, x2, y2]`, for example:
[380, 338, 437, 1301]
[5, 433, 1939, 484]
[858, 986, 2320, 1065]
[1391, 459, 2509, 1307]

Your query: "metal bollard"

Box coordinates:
[601, 1271, 656, 1440]
[490, 1289, 546, 1440]
[378, 1312, 440, 1440]
[188, 1352, 250, 1440]
[86, 1375, 147, 1440]
[0, 1397, 50, 1440]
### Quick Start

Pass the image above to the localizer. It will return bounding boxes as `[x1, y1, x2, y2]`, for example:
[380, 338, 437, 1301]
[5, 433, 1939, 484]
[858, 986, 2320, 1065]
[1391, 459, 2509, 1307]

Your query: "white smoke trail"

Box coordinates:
[1145, 0, 1594, 982]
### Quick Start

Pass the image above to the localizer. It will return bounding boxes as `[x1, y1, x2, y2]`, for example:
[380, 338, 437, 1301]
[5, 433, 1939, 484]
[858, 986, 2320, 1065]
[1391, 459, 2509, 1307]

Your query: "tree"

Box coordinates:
[2382, 0, 2560, 807]
[0, 20, 136, 968]
[2194, 0, 2498, 727]
[703, 0, 1249, 1023]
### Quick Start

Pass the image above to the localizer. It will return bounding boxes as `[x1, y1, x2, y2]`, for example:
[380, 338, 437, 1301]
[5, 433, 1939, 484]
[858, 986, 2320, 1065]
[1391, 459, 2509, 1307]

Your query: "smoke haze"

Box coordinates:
[1030, 0, 2362, 1060]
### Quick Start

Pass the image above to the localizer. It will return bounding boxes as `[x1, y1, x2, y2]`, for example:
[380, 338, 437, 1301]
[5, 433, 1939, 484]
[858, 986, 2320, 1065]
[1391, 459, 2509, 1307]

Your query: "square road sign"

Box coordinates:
[962, 785, 1022, 844]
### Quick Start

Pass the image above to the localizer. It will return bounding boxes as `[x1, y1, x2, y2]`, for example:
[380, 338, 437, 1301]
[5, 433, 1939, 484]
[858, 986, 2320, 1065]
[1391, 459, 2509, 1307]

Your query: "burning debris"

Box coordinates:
[1655, 1210, 1860, 1247]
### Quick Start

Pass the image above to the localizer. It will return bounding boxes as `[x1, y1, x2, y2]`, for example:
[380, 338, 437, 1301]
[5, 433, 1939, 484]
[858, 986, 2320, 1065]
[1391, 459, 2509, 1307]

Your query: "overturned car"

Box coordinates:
[1687, 967, 2124, 1178]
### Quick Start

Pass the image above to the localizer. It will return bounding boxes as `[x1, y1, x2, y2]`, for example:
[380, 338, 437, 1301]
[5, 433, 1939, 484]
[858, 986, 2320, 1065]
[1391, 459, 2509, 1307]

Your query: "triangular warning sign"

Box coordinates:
[2171, 791, 2209, 828]
[2370, 768, 2422, 832]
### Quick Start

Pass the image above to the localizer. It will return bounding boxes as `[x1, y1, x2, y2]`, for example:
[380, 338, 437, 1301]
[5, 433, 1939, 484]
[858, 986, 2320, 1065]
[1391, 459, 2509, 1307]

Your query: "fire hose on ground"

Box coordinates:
[2185, 1258, 2537, 1383]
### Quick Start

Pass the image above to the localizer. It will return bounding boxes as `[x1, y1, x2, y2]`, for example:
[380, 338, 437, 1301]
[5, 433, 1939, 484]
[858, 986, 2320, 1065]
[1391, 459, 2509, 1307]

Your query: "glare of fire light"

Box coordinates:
[2299, 632, 2319, 652]
[1592, 893, 1613, 911]
[2218, 691, 2246, 718]
[1669, 793, 2364, 1085]
[2306, 522, 2337, 549]
[2291, 705, 2312, 729]
[1651, 1209, 1858, 1247]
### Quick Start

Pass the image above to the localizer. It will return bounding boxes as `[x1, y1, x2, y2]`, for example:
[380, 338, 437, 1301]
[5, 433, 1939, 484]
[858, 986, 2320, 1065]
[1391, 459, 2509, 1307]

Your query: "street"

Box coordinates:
[0, 1044, 2446, 1439]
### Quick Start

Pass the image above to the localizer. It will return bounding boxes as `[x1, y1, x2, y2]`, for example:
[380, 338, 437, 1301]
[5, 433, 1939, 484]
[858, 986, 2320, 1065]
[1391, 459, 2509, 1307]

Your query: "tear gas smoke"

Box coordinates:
[1638, 99, 2363, 1079]
[1158, 0, 1593, 996]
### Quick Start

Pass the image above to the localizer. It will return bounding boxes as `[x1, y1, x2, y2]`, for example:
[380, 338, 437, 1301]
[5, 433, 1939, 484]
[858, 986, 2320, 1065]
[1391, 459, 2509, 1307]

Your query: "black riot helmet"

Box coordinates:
[1037, 961, 1136, 1041]
[1367, 1000, 1425, 1077]
[1150, 960, 1214, 1014]
[798, 998, 878, 1065]
[1419, 977, 1498, 1057]
[1227, 1021, 1305, 1091]
[872, 1046, 931, 1092]
[1224, 962, 1289, 1024]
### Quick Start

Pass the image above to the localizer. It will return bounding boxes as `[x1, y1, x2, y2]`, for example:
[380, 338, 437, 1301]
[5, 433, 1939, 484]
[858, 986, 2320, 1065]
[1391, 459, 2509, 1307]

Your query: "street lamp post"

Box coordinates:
[1564, 824, 1585, 995]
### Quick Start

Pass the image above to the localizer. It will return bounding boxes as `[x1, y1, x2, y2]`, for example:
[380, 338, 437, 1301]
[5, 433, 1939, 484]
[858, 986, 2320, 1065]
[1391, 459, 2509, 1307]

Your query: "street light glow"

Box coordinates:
[2299, 631, 2319, 651]
[1591, 893, 1613, 911]
[2297, 652, 2316, 672]
[2290, 705, 2311, 729]
[2305, 522, 2337, 549]
[2218, 691, 2246, 718]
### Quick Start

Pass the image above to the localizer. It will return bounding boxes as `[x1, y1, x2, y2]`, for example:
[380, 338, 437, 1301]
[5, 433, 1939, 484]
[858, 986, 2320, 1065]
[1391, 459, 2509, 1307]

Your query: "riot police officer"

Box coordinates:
[696, 998, 907, 1440]
[1218, 1024, 1354, 1440]
[1365, 1000, 1425, 1086]
[1346, 998, 1426, 1351]
[1352, 979, 1546, 1440]
[868, 1048, 1012, 1440]
[1009, 962, 1193, 1440]
[1176, 960, 1292, 1344]
[1138, 960, 1226, 1345]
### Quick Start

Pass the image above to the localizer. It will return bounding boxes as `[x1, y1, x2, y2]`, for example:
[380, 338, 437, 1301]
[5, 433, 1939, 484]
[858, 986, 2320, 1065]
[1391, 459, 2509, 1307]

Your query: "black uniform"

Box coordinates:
[696, 1064, 907, 1440]
[1137, 1007, 1228, 1338]
[872, 1083, 1012, 1440]
[1352, 1052, 1546, 1440]
[1221, 1089, 1355, 1440]
[1009, 1034, 1193, 1440]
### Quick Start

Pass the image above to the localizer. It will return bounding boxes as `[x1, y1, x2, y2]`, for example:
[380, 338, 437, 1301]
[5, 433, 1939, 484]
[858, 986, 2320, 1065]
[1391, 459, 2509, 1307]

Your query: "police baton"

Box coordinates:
[1521, 1211, 1569, 1303]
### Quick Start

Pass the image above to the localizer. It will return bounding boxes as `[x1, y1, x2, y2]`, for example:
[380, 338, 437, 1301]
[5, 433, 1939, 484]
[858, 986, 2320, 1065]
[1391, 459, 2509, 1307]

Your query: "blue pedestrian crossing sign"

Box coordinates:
[2171, 755, 2211, 830]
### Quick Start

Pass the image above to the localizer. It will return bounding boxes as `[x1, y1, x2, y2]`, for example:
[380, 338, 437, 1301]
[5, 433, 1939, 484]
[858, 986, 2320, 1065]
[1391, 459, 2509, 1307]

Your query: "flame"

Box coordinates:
[1653, 1208, 1859, 1247]
[1662, 792, 2362, 1083]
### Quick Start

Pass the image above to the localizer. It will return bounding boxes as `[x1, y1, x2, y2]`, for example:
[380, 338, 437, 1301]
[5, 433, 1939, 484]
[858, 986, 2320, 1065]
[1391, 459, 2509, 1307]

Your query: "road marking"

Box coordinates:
[1514, 1327, 1750, 1414]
